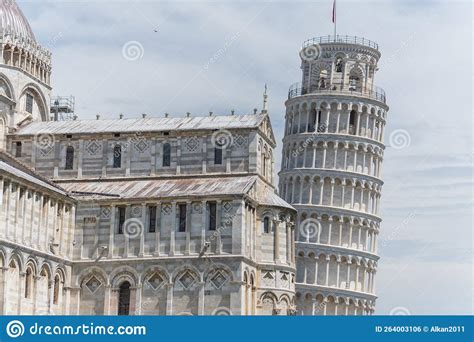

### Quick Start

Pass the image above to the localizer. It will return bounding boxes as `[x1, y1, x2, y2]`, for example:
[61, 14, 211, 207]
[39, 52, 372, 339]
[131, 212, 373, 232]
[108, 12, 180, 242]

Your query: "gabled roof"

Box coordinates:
[13, 113, 268, 136]
[258, 113, 277, 146]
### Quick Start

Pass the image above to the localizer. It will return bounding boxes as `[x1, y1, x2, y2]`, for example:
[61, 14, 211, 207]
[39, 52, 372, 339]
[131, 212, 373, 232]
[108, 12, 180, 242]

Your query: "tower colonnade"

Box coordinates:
[279, 35, 389, 315]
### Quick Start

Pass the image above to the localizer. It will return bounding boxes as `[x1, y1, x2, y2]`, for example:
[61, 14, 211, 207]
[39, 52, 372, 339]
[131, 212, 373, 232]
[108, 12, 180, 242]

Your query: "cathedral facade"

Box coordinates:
[0, 1, 387, 316]
[0, 0, 296, 316]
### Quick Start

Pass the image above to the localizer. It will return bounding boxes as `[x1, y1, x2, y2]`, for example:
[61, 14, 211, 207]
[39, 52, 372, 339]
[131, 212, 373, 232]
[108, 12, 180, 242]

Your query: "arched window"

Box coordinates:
[113, 145, 122, 168]
[318, 70, 328, 89]
[348, 68, 363, 91]
[53, 275, 60, 305]
[349, 75, 359, 91]
[163, 143, 171, 167]
[118, 281, 131, 315]
[317, 111, 323, 132]
[308, 110, 316, 132]
[25, 93, 34, 114]
[65, 146, 74, 170]
[349, 110, 356, 135]
[335, 58, 343, 72]
[25, 267, 33, 299]
[263, 217, 270, 234]
[262, 153, 267, 177]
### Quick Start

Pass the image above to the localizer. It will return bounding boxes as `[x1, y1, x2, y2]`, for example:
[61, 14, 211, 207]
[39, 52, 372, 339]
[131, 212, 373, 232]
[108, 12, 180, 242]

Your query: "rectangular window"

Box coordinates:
[18, 188, 24, 217]
[113, 145, 122, 168]
[148, 206, 157, 233]
[118, 207, 126, 234]
[15, 142, 22, 157]
[178, 203, 187, 232]
[308, 111, 316, 132]
[208, 202, 217, 231]
[163, 143, 171, 167]
[65, 147, 74, 170]
[25, 94, 33, 114]
[214, 147, 222, 165]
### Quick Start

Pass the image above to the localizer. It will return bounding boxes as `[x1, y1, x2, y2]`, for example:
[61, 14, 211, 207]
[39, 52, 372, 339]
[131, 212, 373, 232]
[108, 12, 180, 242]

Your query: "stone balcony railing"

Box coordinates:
[288, 82, 386, 104]
[302, 35, 379, 50]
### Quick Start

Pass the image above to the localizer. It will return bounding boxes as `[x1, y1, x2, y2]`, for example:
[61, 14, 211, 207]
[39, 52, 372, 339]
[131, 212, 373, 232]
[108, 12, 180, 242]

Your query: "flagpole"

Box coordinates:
[333, 0, 337, 41]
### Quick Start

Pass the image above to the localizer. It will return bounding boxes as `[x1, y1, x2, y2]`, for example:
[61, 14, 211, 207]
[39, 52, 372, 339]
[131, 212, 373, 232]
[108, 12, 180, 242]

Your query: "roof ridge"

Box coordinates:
[13, 113, 266, 135]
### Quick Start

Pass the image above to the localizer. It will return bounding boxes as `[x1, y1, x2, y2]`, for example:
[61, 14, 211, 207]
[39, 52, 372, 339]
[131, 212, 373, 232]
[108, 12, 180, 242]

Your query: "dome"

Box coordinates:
[0, 0, 35, 42]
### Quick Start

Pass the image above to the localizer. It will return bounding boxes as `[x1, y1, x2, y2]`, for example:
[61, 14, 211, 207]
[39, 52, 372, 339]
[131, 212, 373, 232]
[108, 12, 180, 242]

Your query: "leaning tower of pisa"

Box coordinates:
[279, 35, 389, 315]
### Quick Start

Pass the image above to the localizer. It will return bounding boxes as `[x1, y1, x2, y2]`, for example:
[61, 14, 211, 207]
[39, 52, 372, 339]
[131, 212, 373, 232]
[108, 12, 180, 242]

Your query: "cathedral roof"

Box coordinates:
[58, 176, 258, 200]
[0, 151, 68, 196]
[257, 187, 294, 210]
[0, 0, 36, 42]
[57, 175, 294, 210]
[14, 113, 268, 135]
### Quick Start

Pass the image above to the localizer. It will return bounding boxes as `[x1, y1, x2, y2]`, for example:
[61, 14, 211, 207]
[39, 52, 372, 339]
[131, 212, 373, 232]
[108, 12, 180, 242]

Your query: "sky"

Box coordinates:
[18, 0, 473, 314]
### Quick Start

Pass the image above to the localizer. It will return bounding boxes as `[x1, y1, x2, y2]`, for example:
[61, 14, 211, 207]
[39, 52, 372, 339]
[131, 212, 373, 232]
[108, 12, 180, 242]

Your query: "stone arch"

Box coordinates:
[9, 251, 24, 272]
[19, 83, 48, 121]
[5, 253, 22, 314]
[203, 263, 235, 283]
[172, 266, 201, 316]
[0, 73, 15, 100]
[141, 265, 170, 285]
[52, 267, 66, 310]
[77, 266, 108, 287]
[78, 267, 108, 315]
[259, 291, 278, 315]
[203, 265, 233, 315]
[35, 262, 53, 314]
[24, 256, 39, 275]
[141, 266, 169, 315]
[110, 266, 139, 288]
